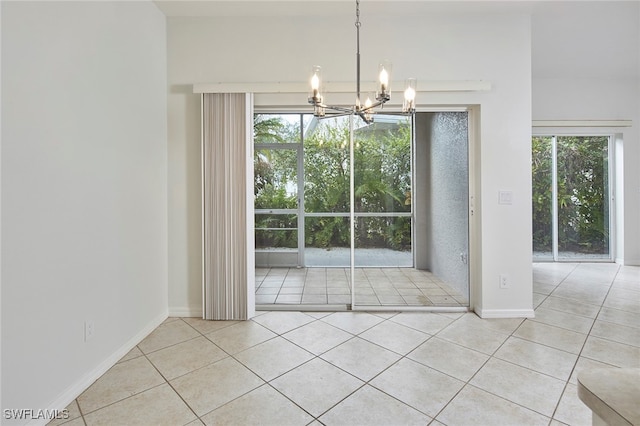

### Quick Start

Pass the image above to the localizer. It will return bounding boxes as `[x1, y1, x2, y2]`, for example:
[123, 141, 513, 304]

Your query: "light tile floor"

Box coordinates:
[53, 263, 639, 426]
[255, 267, 469, 307]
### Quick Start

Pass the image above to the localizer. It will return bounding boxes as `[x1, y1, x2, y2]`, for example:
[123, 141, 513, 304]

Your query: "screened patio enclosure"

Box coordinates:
[254, 112, 470, 308]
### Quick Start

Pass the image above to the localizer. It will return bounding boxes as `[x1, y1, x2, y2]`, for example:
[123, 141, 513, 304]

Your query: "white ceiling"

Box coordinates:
[154, 0, 640, 79]
[154, 1, 536, 17]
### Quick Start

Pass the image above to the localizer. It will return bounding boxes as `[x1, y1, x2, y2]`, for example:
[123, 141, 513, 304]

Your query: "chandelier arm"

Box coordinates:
[321, 105, 354, 114]
[356, 111, 374, 124]
[322, 111, 354, 119]
[361, 99, 386, 112]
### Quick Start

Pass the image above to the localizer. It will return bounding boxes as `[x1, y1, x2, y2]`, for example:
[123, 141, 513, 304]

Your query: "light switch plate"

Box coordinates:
[498, 191, 513, 205]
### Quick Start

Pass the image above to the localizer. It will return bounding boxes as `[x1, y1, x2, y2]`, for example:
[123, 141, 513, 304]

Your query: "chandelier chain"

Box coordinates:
[355, 0, 361, 105]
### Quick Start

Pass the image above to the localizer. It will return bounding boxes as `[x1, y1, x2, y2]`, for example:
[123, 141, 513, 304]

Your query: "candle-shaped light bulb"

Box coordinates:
[363, 92, 374, 123]
[309, 66, 322, 105]
[379, 68, 389, 91]
[403, 78, 417, 113]
[404, 86, 415, 101]
[376, 60, 392, 101]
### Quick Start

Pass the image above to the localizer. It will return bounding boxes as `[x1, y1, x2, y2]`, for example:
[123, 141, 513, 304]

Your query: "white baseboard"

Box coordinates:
[29, 311, 168, 426]
[168, 306, 203, 318]
[622, 258, 640, 266]
[475, 308, 535, 319]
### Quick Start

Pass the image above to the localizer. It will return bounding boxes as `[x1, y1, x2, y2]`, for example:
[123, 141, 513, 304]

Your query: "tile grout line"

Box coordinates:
[180, 318, 275, 423]
[547, 263, 621, 423]
[307, 314, 432, 422]
[73, 326, 198, 423]
[76, 380, 169, 421]
[226, 315, 357, 424]
[146, 317, 249, 424]
[431, 310, 587, 422]
[309, 313, 464, 422]
[146, 318, 271, 423]
[140, 342, 202, 424]
[162, 317, 293, 424]
[425, 313, 512, 423]
[339, 313, 529, 423]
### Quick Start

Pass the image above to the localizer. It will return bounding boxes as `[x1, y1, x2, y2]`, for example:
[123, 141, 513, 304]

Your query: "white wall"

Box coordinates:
[1, 1, 168, 422]
[167, 10, 534, 317]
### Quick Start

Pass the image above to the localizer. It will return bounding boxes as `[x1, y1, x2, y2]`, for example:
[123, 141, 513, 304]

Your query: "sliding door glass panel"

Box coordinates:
[351, 114, 416, 308]
[556, 136, 610, 259]
[353, 116, 412, 214]
[532, 136, 554, 260]
[353, 115, 412, 268]
[254, 114, 300, 268]
[303, 117, 351, 267]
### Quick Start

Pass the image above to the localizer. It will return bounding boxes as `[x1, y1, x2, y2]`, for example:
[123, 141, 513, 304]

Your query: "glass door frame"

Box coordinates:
[253, 108, 475, 312]
[532, 133, 615, 262]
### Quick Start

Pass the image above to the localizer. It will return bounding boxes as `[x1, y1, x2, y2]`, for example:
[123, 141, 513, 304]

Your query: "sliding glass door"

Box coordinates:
[254, 111, 470, 309]
[532, 135, 612, 261]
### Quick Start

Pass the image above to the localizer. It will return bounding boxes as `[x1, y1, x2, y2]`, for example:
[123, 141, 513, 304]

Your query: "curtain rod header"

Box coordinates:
[193, 81, 491, 94]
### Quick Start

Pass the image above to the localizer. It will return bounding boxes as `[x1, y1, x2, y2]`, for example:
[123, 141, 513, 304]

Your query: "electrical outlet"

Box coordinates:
[499, 274, 509, 289]
[84, 321, 95, 342]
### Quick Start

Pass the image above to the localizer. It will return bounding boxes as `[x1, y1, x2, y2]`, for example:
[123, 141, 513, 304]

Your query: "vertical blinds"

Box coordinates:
[202, 93, 255, 320]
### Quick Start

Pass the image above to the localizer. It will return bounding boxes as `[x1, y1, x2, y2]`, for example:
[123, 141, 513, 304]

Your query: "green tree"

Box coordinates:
[532, 136, 553, 252]
[254, 115, 299, 248]
[557, 136, 609, 254]
[303, 118, 352, 248]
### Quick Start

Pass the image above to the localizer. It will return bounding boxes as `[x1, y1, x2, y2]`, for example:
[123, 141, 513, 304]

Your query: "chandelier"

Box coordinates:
[308, 0, 417, 124]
